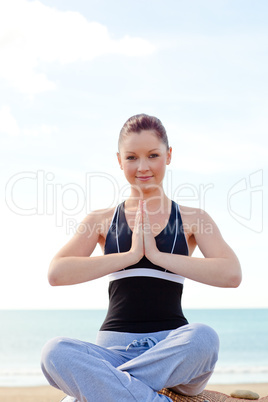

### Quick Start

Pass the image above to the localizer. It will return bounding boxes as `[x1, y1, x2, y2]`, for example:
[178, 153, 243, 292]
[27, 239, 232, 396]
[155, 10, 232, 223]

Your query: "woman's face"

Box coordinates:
[117, 130, 172, 193]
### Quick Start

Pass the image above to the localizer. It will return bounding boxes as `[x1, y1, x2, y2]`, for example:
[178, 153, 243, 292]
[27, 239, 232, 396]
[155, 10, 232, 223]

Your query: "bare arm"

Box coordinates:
[48, 208, 143, 286]
[143, 205, 242, 288]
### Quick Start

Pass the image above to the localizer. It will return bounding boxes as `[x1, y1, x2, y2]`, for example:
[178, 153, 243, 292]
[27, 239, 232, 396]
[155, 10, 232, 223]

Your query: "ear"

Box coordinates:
[117, 152, 123, 170]
[166, 146, 172, 165]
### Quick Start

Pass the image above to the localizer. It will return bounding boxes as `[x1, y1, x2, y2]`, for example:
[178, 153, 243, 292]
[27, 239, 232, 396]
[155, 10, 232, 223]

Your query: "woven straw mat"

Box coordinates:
[158, 388, 268, 402]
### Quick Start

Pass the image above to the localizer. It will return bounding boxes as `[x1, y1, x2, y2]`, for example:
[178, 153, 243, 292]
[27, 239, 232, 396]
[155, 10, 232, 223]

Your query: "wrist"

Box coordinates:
[147, 249, 161, 265]
[127, 249, 143, 265]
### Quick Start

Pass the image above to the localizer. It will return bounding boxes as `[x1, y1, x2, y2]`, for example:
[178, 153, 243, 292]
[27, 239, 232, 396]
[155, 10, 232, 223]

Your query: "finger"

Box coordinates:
[134, 202, 143, 235]
[132, 201, 144, 256]
[142, 201, 151, 234]
[136, 202, 142, 222]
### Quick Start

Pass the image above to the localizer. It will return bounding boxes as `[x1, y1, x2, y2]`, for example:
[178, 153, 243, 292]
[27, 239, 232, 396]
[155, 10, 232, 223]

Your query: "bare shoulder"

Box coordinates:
[78, 206, 116, 239]
[52, 206, 117, 259]
[179, 205, 220, 237]
[179, 204, 237, 259]
[179, 204, 211, 218]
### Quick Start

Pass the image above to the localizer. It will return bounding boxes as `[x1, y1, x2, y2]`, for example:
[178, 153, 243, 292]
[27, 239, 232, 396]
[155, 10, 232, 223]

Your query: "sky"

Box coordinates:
[0, 0, 267, 310]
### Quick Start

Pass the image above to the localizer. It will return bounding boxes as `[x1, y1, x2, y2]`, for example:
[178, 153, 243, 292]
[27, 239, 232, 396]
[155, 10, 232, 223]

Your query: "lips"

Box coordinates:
[136, 176, 153, 181]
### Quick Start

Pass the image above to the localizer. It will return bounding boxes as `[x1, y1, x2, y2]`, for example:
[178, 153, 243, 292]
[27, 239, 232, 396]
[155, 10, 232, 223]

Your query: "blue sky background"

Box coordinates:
[0, 0, 267, 309]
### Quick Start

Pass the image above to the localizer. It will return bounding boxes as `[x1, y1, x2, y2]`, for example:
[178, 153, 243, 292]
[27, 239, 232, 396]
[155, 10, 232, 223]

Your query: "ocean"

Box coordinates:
[0, 309, 267, 387]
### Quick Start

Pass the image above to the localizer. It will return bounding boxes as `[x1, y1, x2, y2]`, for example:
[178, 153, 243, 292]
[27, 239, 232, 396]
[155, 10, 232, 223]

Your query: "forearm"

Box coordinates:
[48, 251, 136, 286]
[151, 251, 242, 288]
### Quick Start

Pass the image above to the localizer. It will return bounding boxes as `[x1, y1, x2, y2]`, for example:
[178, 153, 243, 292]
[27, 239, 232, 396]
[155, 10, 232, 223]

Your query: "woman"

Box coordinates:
[41, 114, 242, 402]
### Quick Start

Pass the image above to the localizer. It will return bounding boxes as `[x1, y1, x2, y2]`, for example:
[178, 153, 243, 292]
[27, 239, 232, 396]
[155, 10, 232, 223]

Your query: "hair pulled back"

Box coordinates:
[118, 114, 169, 151]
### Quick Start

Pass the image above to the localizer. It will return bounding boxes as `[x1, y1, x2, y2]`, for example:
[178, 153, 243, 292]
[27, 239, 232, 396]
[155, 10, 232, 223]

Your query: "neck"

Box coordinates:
[126, 184, 169, 211]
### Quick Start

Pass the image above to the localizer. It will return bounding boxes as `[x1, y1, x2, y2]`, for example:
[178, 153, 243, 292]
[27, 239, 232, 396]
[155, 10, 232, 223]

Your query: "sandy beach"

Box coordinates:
[0, 384, 267, 402]
[205, 383, 268, 398]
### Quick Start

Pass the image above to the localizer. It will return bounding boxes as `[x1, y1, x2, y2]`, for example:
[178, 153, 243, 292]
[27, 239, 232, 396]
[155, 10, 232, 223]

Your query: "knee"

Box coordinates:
[41, 336, 71, 373]
[189, 323, 219, 362]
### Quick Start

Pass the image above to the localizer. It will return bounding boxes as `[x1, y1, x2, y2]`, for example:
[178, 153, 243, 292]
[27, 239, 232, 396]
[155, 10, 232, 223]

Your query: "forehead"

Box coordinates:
[120, 130, 164, 151]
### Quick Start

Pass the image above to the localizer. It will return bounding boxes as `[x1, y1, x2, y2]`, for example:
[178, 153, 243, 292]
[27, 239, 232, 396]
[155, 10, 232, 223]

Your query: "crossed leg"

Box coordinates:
[41, 323, 219, 402]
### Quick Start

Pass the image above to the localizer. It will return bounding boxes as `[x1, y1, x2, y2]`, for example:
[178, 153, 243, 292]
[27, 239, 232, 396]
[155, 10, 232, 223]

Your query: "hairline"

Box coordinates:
[118, 129, 169, 152]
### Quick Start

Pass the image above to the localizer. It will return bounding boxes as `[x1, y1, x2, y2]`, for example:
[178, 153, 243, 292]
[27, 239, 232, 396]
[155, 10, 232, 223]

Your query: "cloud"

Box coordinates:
[0, 105, 58, 137]
[0, 106, 20, 136]
[0, 0, 156, 95]
[169, 126, 268, 173]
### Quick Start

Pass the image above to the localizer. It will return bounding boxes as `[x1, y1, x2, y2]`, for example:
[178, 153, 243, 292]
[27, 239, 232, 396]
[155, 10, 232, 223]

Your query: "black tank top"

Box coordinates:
[100, 200, 189, 333]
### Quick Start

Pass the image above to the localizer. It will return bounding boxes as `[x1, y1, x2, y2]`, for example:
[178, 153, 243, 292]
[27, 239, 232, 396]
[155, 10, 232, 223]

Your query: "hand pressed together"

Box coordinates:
[130, 200, 159, 264]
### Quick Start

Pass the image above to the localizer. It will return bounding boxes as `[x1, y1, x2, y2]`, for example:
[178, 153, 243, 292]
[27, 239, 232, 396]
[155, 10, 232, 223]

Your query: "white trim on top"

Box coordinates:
[108, 268, 185, 284]
[115, 204, 120, 253]
[170, 202, 178, 254]
[108, 204, 119, 232]
[177, 203, 189, 256]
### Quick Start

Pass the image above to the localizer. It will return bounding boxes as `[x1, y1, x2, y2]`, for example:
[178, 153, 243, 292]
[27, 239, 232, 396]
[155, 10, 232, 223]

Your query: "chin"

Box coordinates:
[139, 183, 162, 194]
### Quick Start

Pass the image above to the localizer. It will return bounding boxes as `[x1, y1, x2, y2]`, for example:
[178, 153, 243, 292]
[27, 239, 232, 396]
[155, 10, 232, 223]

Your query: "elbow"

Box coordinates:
[229, 272, 242, 288]
[48, 275, 59, 287]
[48, 259, 61, 286]
[227, 262, 242, 288]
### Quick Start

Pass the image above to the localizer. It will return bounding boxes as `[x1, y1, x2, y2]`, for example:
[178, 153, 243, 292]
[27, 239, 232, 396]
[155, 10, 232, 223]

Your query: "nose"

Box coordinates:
[138, 157, 149, 172]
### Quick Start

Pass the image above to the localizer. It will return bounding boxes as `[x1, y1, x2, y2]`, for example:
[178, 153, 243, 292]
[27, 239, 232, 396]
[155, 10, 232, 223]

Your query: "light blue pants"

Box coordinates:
[41, 323, 219, 402]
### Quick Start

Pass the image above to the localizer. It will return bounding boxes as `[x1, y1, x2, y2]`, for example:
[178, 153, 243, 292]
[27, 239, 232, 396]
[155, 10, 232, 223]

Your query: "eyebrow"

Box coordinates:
[125, 148, 161, 154]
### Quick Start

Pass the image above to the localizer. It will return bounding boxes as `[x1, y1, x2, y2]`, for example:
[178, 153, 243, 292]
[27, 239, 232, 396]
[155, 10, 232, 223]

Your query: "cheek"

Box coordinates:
[155, 158, 167, 172]
[122, 162, 136, 177]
